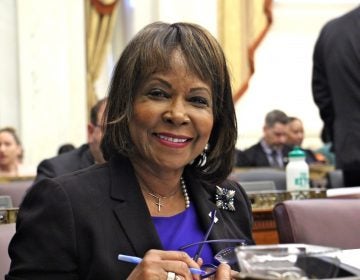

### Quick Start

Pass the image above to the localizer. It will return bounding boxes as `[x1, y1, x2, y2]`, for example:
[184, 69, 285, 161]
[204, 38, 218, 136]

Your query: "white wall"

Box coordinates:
[2, 0, 358, 167]
[130, 0, 217, 36]
[235, 0, 360, 150]
[0, 0, 19, 130]
[0, 0, 87, 168]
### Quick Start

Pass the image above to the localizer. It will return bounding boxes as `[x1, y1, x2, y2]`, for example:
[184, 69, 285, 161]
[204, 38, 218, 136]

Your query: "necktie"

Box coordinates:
[271, 150, 281, 168]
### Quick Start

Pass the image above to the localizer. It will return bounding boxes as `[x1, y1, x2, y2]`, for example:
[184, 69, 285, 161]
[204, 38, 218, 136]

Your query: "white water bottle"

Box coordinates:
[286, 146, 310, 191]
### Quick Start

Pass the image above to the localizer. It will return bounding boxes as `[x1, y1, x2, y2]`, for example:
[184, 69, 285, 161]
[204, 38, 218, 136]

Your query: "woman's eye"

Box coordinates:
[147, 89, 169, 99]
[189, 96, 210, 107]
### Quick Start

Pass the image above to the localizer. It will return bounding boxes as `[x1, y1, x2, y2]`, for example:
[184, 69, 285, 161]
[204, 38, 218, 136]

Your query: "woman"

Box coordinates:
[7, 22, 254, 280]
[0, 127, 23, 177]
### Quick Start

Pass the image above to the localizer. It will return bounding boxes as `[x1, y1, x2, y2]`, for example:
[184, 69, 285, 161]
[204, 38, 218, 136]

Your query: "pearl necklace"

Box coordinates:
[145, 177, 190, 212]
[181, 177, 191, 209]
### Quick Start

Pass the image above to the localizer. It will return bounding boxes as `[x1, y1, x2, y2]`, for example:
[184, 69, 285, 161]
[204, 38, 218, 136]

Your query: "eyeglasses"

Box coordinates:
[117, 210, 247, 278]
[178, 210, 247, 279]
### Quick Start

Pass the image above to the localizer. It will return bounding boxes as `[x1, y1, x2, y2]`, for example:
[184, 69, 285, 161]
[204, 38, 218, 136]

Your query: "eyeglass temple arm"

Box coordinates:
[193, 209, 217, 261]
[179, 239, 247, 250]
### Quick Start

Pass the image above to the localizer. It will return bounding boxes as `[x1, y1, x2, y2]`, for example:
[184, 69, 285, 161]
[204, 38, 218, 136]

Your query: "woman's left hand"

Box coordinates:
[204, 263, 238, 280]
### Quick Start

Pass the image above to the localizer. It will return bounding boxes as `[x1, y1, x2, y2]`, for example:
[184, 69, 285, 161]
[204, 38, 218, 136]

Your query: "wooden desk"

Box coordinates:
[0, 176, 35, 183]
[0, 208, 18, 224]
[252, 207, 278, 245]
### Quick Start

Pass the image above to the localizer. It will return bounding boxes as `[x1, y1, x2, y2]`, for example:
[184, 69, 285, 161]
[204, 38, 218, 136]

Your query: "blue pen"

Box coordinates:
[117, 254, 206, 276]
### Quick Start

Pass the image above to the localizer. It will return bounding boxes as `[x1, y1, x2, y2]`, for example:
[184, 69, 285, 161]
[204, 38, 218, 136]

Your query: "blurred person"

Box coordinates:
[0, 127, 22, 177]
[312, 5, 360, 186]
[34, 97, 106, 183]
[0, 127, 34, 177]
[57, 143, 76, 155]
[315, 126, 335, 166]
[235, 109, 292, 168]
[286, 116, 323, 164]
[7, 22, 254, 280]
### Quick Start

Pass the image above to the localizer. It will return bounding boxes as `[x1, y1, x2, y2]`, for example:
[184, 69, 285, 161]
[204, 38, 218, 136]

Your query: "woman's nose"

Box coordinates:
[162, 100, 190, 126]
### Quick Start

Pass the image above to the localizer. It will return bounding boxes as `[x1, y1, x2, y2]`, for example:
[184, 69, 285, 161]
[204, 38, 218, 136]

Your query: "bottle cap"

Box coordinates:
[288, 146, 305, 158]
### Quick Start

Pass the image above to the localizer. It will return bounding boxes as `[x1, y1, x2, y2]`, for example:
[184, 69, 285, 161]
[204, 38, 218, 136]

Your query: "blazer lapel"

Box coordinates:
[186, 175, 228, 255]
[107, 161, 240, 258]
[109, 156, 163, 257]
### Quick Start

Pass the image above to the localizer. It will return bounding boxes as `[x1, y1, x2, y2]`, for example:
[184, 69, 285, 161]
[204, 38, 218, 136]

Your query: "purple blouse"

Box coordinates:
[152, 204, 214, 264]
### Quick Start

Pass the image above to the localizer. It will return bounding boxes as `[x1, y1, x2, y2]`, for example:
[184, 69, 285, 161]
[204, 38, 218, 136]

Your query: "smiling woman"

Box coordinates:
[7, 22, 254, 280]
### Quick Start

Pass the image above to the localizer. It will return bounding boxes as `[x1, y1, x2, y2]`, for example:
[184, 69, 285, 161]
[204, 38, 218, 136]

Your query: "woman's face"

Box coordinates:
[128, 51, 214, 173]
[0, 131, 22, 168]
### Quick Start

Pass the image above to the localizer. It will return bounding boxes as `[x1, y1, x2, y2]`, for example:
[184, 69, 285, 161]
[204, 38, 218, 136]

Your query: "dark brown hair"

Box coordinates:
[90, 97, 107, 126]
[101, 22, 237, 184]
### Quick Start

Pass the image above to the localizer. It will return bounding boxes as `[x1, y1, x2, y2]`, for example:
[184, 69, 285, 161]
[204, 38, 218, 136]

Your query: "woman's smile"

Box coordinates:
[153, 132, 192, 148]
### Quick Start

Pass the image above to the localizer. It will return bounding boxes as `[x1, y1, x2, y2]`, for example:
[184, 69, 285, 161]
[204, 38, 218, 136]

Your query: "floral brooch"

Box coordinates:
[215, 186, 235, 211]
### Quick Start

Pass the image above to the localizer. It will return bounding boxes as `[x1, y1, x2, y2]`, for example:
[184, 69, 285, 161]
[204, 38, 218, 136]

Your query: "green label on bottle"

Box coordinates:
[294, 172, 309, 188]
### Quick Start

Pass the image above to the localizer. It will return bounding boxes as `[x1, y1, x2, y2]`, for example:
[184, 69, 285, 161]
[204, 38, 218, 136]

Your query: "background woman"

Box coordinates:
[0, 127, 24, 177]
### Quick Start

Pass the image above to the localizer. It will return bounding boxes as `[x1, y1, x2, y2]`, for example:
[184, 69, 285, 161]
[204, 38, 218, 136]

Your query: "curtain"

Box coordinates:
[218, 0, 272, 101]
[85, 0, 118, 114]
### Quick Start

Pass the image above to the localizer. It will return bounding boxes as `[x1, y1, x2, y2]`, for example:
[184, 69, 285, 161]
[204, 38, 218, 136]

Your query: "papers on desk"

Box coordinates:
[338, 249, 360, 273]
[326, 186, 360, 198]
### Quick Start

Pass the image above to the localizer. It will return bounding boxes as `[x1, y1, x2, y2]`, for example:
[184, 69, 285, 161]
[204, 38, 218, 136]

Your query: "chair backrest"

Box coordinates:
[326, 169, 344, 188]
[239, 181, 276, 193]
[273, 199, 360, 249]
[0, 180, 33, 207]
[0, 223, 16, 278]
[230, 168, 286, 190]
[0, 196, 13, 208]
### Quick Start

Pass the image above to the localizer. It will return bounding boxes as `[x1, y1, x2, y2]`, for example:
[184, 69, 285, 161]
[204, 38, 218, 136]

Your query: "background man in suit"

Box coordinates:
[285, 116, 323, 165]
[312, 6, 360, 186]
[34, 98, 106, 183]
[235, 109, 292, 168]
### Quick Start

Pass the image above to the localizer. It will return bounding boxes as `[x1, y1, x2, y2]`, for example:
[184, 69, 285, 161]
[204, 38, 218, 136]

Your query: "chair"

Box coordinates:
[0, 196, 13, 208]
[230, 168, 286, 190]
[0, 180, 33, 207]
[273, 199, 360, 249]
[239, 181, 276, 193]
[0, 223, 16, 278]
[326, 169, 344, 188]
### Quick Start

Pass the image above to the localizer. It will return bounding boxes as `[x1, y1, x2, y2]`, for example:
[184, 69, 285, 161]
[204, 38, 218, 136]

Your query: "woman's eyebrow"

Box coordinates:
[149, 76, 211, 95]
[149, 77, 172, 89]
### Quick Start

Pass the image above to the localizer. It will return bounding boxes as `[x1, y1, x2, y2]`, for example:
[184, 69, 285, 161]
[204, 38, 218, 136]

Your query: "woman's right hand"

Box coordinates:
[126, 249, 202, 280]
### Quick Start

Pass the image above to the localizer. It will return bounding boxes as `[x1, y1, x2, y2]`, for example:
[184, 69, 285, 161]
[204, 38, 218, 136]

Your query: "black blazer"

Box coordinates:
[312, 6, 360, 170]
[7, 155, 254, 280]
[235, 142, 292, 167]
[34, 144, 95, 183]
